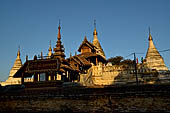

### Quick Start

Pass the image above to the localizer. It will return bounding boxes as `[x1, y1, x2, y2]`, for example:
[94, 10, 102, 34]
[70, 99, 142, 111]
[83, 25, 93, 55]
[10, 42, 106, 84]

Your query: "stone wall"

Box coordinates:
[1, 78, 33, 86]
[80, 64, 170, 86]
[92, 65, 121, 85]
[80, 64, 131, 86]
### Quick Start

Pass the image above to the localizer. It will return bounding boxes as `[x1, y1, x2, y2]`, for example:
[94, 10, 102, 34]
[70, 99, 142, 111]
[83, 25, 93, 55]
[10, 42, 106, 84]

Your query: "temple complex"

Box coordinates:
[0, 22, 169, 86]
[144, 28, 168, 72]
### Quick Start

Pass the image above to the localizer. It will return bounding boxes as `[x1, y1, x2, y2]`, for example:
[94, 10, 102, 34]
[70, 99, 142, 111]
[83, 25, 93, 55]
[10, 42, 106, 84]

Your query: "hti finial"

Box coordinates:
[94, 19, 96, 29]
[17, 45, 21, 58]
[58, 19, 61, 29]
[41, 51, 43, 59]
[59, 19, 60, 26]
[58, 19, 61, 39]
[93, 19, 98, 35]
[148, 26, 153, 41]
[18, 45, 20, 51]
[50, 40, 51, 47]
[49, 40, 52, 51]
[70, 52, 72, 58]
[26, 55, 28, 61]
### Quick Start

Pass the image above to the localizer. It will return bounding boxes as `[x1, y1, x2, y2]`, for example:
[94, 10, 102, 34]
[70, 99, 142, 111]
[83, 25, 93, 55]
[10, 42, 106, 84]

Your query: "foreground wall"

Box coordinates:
[1, 95, 170, 113]
[0, 85, 170, 112]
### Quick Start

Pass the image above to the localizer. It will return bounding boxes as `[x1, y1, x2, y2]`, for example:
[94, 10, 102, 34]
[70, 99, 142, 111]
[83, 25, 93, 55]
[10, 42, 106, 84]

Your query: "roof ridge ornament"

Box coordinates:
[84, 36, 87, 41]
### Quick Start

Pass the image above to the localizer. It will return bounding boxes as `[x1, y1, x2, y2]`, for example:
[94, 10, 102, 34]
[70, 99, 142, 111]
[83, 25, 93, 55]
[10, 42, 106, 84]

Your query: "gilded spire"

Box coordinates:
[58, 19, 61, 39]
[48, 40, 52, 57]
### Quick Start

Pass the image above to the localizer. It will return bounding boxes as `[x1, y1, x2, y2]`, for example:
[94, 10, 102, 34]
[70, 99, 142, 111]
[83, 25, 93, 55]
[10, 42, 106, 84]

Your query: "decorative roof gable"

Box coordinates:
[78, 36, 96, 52]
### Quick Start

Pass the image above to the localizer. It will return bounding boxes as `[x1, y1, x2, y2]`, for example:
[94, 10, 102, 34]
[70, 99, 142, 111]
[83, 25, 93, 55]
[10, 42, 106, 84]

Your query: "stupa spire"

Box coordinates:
[92, 20, 106, 59]
[53, 20, 66, 59]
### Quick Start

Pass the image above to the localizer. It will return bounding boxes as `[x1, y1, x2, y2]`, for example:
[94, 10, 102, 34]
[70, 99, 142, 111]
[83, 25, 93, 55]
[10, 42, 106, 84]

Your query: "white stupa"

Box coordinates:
[145, 29, 168, 71]
[4, 47, 22, 85]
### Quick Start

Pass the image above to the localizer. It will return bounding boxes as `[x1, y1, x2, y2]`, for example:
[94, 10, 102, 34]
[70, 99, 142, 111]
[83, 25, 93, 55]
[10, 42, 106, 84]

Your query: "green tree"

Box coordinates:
[120, 59, 134, 66]
[107, 56, 134, 66]
[107, 56, 123, 65]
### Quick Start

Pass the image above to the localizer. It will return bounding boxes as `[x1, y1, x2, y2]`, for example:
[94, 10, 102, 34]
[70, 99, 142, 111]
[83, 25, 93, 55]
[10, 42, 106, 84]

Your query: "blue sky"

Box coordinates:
[0, 0, 170, 81]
